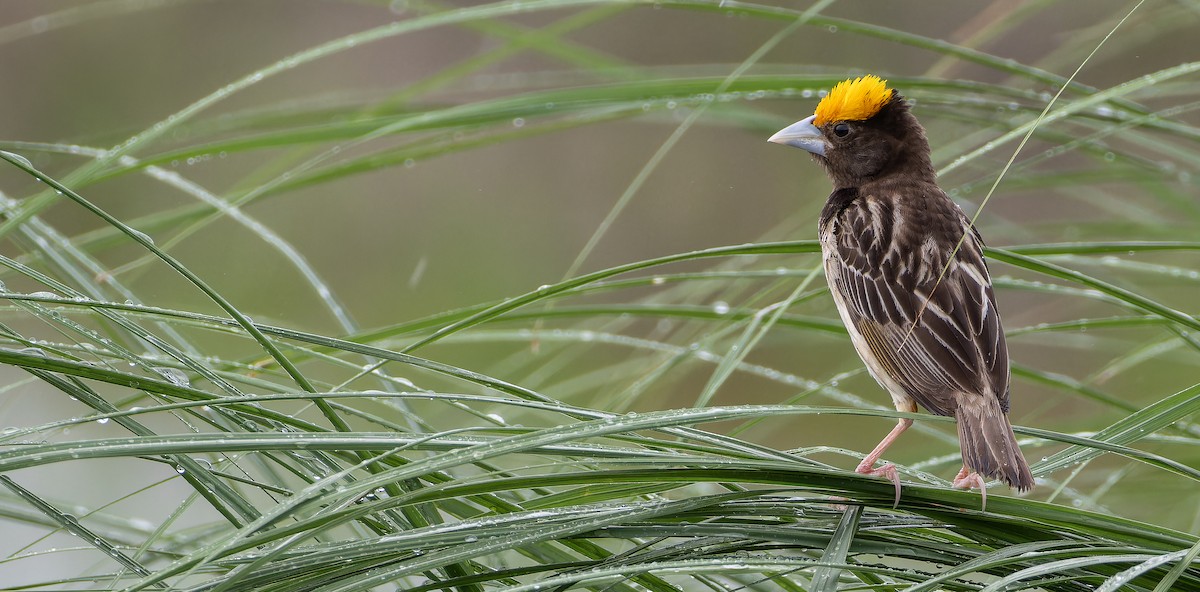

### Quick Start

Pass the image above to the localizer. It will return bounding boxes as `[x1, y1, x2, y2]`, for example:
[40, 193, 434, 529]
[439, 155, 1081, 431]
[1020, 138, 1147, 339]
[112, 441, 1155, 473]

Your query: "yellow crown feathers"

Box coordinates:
[813, 75, 894, 126]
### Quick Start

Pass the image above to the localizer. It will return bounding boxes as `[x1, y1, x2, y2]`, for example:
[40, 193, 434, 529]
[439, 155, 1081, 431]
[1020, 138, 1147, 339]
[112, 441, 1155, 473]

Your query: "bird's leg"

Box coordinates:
[951, 465, 988, 511]
[855, 417, 913, 507]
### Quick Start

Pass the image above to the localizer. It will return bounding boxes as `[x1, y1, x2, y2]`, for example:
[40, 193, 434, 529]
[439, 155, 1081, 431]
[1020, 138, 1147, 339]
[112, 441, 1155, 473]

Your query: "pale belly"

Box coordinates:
[819, 227, 917, 413]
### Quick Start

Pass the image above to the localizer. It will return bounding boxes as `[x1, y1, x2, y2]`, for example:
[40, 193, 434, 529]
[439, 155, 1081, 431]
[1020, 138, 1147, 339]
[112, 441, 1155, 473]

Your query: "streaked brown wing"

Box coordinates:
[823, 190, 1009, 416]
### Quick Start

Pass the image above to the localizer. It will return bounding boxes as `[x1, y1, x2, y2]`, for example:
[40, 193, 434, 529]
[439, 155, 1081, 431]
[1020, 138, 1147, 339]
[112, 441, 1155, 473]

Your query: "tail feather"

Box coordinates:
[955, 396, 1034, 491]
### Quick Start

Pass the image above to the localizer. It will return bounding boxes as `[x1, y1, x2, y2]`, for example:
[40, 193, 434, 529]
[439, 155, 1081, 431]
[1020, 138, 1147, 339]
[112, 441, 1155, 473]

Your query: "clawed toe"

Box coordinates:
[856, 461, 902, 508]
[952, 469, 988, 511]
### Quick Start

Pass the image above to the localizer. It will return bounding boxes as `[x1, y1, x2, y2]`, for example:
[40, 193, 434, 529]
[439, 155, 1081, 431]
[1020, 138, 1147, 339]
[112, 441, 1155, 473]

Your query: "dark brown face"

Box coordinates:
[815, 117, 903, 185]
[815, 94, 934, 188]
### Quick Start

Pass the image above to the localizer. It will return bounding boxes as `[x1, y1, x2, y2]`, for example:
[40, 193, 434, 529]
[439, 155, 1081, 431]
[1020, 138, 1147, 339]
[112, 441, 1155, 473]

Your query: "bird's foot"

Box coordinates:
[856, 460, 902, 508]
[952, 469, 988, 511]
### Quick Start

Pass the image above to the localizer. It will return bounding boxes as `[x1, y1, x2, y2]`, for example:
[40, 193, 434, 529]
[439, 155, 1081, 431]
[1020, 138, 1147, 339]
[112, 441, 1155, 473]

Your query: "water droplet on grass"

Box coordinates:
[129, 229, 154, 245]
[153, 367, 191, 387]
[1, 151, 33, 168]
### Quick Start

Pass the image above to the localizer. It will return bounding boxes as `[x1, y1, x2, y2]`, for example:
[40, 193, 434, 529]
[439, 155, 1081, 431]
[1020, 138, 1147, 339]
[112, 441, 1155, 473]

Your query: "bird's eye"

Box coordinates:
[832, 123, 851, 137]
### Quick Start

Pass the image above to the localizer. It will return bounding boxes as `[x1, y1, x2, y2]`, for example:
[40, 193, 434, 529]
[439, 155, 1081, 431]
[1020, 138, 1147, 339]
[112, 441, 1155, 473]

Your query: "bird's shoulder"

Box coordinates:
[820, 181, 970, 289]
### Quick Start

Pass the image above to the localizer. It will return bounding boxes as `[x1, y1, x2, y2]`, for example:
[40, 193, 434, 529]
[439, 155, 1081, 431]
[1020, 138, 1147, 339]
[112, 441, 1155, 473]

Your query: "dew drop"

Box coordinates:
[1, 151, 33, 168]
[129, 229, 155, 245]
[153, 367, 191, 388]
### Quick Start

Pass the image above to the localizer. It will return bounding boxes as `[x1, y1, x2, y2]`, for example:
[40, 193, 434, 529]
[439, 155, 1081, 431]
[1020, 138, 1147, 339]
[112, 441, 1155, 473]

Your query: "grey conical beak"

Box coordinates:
[767, 115, 825, 156]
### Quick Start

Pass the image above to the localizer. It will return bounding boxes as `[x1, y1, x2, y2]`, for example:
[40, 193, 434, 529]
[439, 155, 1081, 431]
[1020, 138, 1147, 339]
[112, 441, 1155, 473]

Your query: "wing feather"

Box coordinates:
[822, 189, 1010, 416]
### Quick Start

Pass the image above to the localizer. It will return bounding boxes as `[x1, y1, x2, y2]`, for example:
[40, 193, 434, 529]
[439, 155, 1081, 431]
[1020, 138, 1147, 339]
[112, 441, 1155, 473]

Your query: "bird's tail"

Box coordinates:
[955, 396, 1035, 491]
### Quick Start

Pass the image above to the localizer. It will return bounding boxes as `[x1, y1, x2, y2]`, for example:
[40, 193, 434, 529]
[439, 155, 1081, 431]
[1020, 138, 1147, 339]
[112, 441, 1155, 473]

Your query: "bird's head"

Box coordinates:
[769, 75, 934, 187]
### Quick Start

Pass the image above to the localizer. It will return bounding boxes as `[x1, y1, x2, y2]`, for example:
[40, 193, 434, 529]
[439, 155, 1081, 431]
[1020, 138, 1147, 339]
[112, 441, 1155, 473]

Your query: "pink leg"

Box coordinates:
[952, 465, 988, 511]
[855, 417, 912, 508]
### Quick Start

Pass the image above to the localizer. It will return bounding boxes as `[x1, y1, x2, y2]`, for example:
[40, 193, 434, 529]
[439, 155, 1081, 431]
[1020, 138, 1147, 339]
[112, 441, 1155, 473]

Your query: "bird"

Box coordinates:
[767, 75, 1034, 506]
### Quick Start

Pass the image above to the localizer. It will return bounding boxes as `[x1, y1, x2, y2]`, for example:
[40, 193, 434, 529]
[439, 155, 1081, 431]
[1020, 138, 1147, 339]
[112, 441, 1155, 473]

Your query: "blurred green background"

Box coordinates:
[1, 0, 1199, 585]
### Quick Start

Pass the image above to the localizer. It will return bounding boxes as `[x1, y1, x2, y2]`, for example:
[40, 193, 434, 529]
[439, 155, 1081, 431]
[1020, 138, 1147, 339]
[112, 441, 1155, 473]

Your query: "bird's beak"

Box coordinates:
[767, 115, 825, 156]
